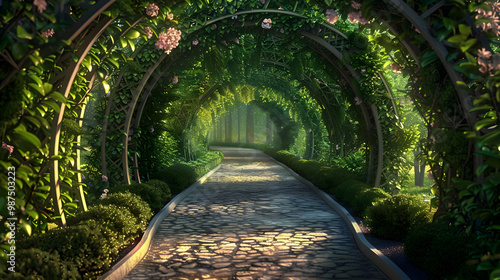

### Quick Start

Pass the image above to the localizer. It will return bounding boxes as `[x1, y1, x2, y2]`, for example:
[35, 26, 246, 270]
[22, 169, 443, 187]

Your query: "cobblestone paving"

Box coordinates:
[124, 147, 388, 280]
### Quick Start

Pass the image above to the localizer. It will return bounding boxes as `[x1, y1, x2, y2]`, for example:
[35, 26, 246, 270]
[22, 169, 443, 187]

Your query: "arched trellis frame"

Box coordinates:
[98, 9, 406, 192]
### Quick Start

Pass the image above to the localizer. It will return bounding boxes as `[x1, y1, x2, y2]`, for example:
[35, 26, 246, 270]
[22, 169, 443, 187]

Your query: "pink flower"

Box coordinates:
[348, 11, 361, 23]
[325, 9, 338, 24]
[151, 127, 155, 133]
[172, 76, 178, 84]
[2, 142, 14, 155]
[146, 3, 159, 17]
[102, 175, 108, 182]
[41, 28, 54, 38]
[81, 174, 86, 180]
[104, 189, 109, 193]
[476, 3, 500, 36]
[167, 12, 174, 20]
[391, 62, 402, 73]
[99, 193, 107, 200]
[260, 0, 266, 4]
[351, 1, 362, 10]
[34, 0, 47, 13]
[144, 26, 153, 39]
[212, 24, 217, 29]
[278, 7, 283, 10]
[192, 39, 199, 45]
[155, 28, 182, 54]
[233, 38, 240, 44]
[354, 97, 362, 105]
[261, 18, 272, 29]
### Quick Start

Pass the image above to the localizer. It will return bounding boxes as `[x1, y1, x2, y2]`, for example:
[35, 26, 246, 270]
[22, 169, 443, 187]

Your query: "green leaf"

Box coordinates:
[28, 83, 43, 95]
[10, 131, 41, 150]
[50, 92, 67, 103]
[102, 80, 110, 93]
[119, 37, 127, 48]
[41, 99, 60, 113]
[19, 223, 32, 236]
[128, 39, 135, 52]
[448, 34, 468, 44]
[26, 210, 39, 220]
[106, 57, 120, 69]
[16, 25, 33, 40]
[442, 17, 455, 31]
[458, 24, 472, 36]
[125, 30, 141, 39]
[460, 38, 477, 52]
[42, 83, 53, 94]
[475, 118, 496, 131]
[11, 42, 29, 61]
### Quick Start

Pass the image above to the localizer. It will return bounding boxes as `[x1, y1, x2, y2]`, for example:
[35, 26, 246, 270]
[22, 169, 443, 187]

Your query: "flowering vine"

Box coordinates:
[155, 28, 182, 54]
[146, 3, 159, 17]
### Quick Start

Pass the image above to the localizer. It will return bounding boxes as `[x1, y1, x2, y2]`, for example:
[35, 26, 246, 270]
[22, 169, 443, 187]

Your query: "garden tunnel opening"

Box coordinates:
[2, 1, 499, 278]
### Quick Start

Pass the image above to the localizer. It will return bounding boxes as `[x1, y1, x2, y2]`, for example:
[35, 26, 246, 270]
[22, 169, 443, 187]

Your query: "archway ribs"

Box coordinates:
[1, 0, 499, 277]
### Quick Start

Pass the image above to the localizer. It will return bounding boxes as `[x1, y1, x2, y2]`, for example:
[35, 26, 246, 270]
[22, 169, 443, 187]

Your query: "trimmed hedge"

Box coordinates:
[351, 188, 391, 215]
[3, 248, 80, 280]
[364, 194, 431, 241]
[404, 222, 472, 279]
[67, 204, 139, 249]
[331, 179, 370, 204]
[109, 182, 167, 212]
[95, 191, 152, 232]
[20, 221, 120, 279]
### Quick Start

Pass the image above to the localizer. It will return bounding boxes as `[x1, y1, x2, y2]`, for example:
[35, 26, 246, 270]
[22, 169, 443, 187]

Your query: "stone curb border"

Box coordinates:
[99, 165, 222, 280]
[266, 155, 411, 280]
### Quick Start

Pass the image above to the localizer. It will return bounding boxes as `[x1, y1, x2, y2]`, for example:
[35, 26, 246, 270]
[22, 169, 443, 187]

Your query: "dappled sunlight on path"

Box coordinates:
[124, 147, 388, 280]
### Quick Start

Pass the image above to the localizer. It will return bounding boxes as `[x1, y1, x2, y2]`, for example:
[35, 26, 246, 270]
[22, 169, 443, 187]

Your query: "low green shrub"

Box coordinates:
[364, 194, 431, 241]
[109, 182, 167, 211]
[351, 188, 391, 215]
[146, 179, 172, 204]
[2, 248, 80, 280]
[263, 147, 279, 158]
[97, 191, 153, 231]
[404, 222, 472, 279]
[275, 150, 299, 169]
[160, 163, 198, 195]
[67, 204, 139, 246]
[333, 179, 370, 204]
[20, 221, 120, 279]
[294, 159, 323, 179]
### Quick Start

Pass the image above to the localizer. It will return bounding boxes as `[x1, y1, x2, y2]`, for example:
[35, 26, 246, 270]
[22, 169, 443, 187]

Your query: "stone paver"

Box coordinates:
[124, 147, 388, 280]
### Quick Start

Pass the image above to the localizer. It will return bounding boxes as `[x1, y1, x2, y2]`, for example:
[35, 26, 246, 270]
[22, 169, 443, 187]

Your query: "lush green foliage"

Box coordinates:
[97, 191, 153, 231]
[109, 183, 168, 212]
[351, 187, 391, 215]
[404, 222, 473, 279]
[364, 194, 431, 241]
[1, 248, 81, 280]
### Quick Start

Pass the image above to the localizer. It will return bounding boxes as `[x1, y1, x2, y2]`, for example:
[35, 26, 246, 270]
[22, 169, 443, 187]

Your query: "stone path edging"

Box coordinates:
[99, 165, 222, 280]
[265, 155, 411, 280]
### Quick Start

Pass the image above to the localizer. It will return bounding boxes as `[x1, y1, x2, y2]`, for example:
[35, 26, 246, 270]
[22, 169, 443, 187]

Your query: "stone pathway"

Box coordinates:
[124, 147, 388, 280]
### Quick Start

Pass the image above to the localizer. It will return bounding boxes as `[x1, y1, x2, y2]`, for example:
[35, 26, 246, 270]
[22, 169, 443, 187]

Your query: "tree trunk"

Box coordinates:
[226, 111, 232, 143]
[266, 115, 272, 145]
[246, 104, 254, 144]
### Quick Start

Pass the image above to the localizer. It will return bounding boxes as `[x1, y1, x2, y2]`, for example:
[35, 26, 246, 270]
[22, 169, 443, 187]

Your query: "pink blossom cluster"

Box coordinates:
[34, 0, 47, 13]
[348, 11, 369, 25]
[262, 18, 272, 29]
[391, 62, 402, 73]
[192, 39, 199, 45]
[155, 28, 182, 54]
[172, 76, 178, 84]
[2, 142, 14, 155]
[42, 28, 54, 38]
[351, 1, 362, 10]
[476, 2, 500, 36]
[144, 26, 153, 39]
[167, 12, 174, 20]
[146, 3, 160, 17]
[102, 174, 108, 182]
[354, 97, 362, 105]
[477, 48, 500, 75]
[99, 189, 109, 200]
[260, 0, 266, 4]
[325, 9, 338, 24]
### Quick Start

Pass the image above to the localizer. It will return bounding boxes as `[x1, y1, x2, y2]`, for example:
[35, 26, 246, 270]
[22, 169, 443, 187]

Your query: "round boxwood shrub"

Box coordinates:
[404, 222, 472, 279]
[3, 248, 80, 280]
[351, 188, 391, 215]
[333, 179, 370, 204]
[110, 182, 167, 211]
[160, 163, 198, 195]
[97, 191, 153, 231]
[145, 179, 172, 204]
[364, 194, 431, 241]
[20, 221, 120, 279]
[67, 204, 139, 246]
